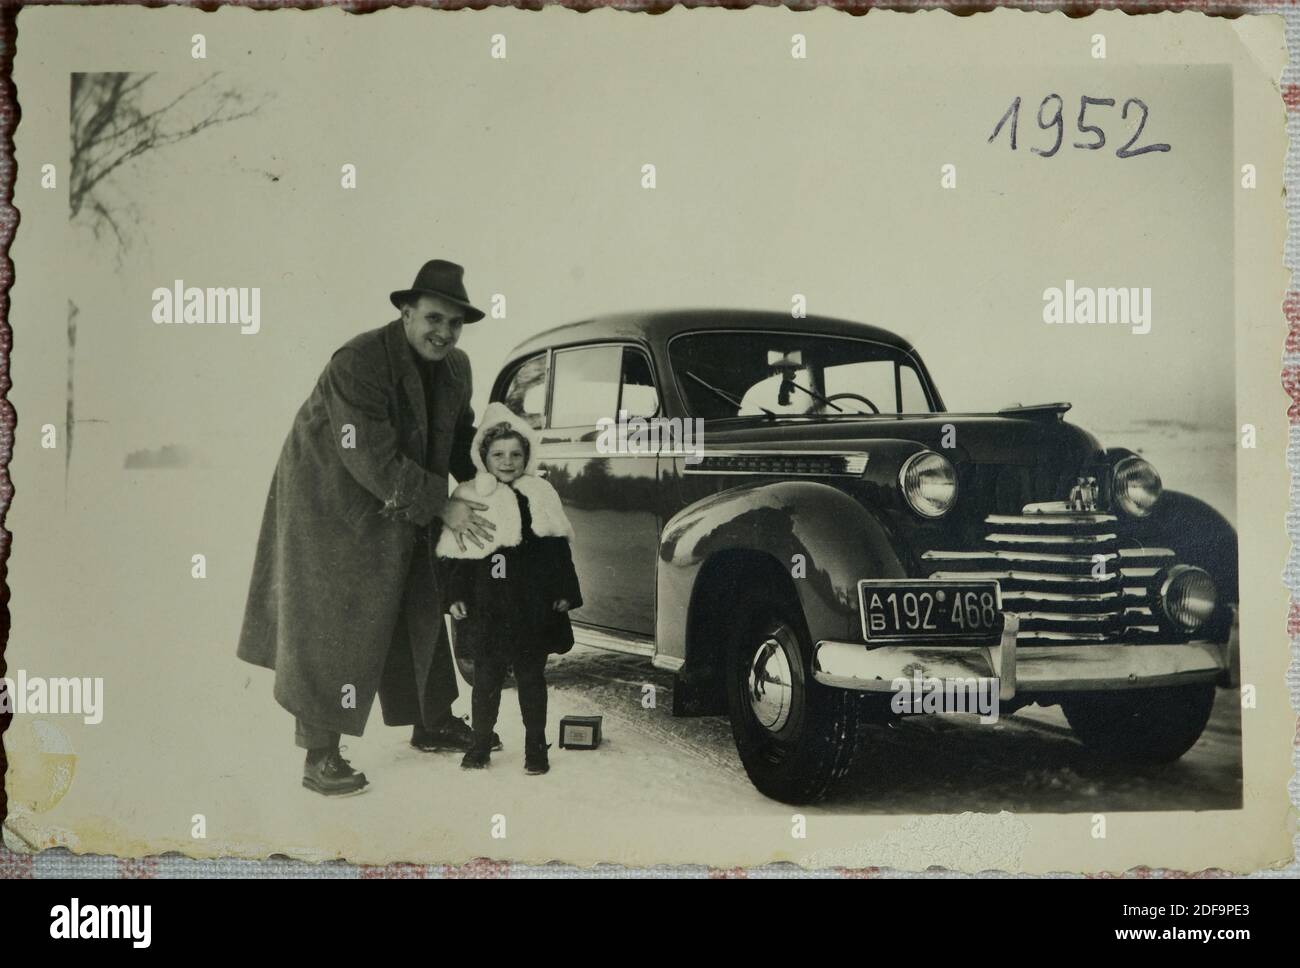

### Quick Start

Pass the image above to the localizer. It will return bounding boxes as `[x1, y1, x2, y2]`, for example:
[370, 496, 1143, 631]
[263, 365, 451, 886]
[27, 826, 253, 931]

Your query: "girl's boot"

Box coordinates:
[523, 740, 550, 775]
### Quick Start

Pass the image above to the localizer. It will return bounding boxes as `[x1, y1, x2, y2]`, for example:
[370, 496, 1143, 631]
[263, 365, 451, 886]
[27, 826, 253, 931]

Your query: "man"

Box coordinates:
[237, 259, 497, 796]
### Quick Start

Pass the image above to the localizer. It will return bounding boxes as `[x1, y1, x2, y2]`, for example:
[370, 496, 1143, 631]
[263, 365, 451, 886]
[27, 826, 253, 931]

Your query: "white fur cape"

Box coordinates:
[435, 401, 575, 560]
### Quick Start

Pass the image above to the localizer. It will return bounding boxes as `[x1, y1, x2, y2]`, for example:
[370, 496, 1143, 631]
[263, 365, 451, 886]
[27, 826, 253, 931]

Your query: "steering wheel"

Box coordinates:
[822, 392, 880, 414]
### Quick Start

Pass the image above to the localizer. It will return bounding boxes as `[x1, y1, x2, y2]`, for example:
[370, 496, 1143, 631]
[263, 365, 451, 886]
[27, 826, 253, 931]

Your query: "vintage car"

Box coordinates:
[456, 310, 1239, 804]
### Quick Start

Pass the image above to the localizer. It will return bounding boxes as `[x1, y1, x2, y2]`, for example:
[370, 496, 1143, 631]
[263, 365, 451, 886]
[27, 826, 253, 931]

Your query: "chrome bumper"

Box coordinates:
[813, 615, 1232, 697]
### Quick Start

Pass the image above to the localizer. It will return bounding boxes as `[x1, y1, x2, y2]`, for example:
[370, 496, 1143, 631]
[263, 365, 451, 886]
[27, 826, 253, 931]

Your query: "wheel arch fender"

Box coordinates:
[655, 480, 908, 676]
[1147, 490, 1238, 606]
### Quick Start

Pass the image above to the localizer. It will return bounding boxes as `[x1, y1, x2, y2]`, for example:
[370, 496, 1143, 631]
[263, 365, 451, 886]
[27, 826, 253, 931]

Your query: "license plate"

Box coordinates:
[858, 580, 1003, 644]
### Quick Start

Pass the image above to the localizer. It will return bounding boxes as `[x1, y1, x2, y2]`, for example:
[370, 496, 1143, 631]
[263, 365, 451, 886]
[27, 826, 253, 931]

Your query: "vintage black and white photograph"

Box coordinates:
[1, 6, 1291, 873]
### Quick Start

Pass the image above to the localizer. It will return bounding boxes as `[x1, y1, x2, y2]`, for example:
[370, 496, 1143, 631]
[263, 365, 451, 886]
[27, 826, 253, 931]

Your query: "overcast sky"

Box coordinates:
[38, 14, 1233, 476]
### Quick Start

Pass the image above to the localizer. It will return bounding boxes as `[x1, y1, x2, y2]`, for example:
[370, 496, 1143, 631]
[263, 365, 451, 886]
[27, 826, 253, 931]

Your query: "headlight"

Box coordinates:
[1160, 565, 1217, 634]
[1112, 456, 1162, 517]
[899, 451, 957, 519]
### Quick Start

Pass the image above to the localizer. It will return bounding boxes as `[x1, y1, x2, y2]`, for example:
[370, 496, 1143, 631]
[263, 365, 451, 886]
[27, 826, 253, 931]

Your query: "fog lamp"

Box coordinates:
[1160, 565, 1217, 634]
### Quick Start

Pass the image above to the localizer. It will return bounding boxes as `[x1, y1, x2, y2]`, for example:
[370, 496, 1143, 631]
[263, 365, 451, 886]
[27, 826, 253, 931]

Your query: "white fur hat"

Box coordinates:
[435, 402, 575, 559]
[468, 401, 542, 496]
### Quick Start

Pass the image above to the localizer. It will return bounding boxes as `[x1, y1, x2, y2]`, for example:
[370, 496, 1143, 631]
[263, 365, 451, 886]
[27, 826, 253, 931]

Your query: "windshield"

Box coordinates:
[668, 331, 937, 419]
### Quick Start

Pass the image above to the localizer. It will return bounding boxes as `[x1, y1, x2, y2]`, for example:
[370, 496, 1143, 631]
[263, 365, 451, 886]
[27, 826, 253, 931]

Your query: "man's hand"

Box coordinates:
[449, 601, 468, 620]
[553, 599, 571, 613]
[443, 497, 495, 552]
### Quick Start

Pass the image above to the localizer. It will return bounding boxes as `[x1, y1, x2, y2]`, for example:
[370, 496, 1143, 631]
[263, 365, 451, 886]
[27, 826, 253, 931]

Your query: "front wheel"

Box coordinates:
[724, 598, 859, 804]
[1059, 683, 1216, 764]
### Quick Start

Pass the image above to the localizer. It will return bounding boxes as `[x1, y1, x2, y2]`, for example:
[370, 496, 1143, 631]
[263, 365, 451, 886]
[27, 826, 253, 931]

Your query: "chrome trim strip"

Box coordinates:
[571, 625, 687, 673]
[1120, 567, 1161, 578]
[927, 570, 1115, 584]
[1022, 500, 1081, 514]
[1012, 611, 1119, 623]
[540, 451, 660, 461]
[923, 549, 1117, 564]
[987, 532, 1118, 545]
[685, 449, 871, 459]
[1001, 589, 1120, 603]
[1117, 547, 1175, 559]
[986, 512, 1118, 525]
[680, 468, 859, 477]
[571, 623, 656, 657]
[572, 623, 686, 670]
[1016, 630, 1114, 642]
[680, 449, 870, 476]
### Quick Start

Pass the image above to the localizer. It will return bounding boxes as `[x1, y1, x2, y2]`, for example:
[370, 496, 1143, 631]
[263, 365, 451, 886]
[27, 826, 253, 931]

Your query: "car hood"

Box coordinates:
[697, 411, 1104, 468]
[693, 410, 1110, 518]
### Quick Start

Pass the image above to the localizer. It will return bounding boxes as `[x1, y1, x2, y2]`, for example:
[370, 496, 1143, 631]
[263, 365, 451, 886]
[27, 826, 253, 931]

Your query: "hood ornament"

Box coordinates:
[1067, 476, 1100, 512]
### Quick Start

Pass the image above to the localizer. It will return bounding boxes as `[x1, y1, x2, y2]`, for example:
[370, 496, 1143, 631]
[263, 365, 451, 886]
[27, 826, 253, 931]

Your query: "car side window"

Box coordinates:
[550, 344, 658, 428]
[822, 360, 897, 413]
[619, 347, 659, 419]
[819, 359, 932, 414]
[899, 363, 929, 413]
[550, 345, 624, 428]
[502, 353, 549, 430]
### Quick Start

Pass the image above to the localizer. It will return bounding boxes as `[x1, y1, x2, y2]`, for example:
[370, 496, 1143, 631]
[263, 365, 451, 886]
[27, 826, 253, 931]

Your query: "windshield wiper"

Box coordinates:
[684, 370, 774, 418]
[783, 378, 843, 413]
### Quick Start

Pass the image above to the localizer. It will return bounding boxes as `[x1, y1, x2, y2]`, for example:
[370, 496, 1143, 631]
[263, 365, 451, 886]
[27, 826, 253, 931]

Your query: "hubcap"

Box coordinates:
[747, 627, 795, 733]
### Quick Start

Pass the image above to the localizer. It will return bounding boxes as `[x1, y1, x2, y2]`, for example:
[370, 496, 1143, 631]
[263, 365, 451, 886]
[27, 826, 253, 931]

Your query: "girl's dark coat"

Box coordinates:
[447, 489, 583, 662]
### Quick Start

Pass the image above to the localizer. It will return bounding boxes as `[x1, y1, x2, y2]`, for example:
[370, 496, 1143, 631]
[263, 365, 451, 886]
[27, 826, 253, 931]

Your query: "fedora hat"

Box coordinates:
[390, 259, 486, 323]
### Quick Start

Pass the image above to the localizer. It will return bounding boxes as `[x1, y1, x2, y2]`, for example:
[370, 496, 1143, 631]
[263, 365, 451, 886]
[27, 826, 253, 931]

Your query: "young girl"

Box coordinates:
[436, 402, 582, 774]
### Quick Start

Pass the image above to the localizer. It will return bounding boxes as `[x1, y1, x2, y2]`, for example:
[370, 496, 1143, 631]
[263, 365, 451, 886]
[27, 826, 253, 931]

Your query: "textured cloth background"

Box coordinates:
[0, 0, 1297, 878]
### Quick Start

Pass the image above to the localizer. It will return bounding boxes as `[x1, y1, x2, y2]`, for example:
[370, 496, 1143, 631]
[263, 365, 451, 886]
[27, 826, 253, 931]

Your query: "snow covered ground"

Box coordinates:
[546, 646, 1241, 816]
[6, 631, 1241, 866]
[4, 416, 1242, 865]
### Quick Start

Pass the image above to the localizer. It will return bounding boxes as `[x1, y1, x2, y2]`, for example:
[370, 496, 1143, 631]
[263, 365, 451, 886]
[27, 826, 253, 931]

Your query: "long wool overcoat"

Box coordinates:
[237, 318, 476, 736]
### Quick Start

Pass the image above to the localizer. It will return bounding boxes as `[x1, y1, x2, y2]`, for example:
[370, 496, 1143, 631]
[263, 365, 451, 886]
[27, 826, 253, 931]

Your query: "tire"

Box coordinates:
[1060, 683, 1217, 765]
[723, 593, 858, 804]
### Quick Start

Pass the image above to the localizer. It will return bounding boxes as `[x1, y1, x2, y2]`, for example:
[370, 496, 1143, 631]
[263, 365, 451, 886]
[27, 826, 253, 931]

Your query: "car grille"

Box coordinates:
[921, 503, 1174, 644]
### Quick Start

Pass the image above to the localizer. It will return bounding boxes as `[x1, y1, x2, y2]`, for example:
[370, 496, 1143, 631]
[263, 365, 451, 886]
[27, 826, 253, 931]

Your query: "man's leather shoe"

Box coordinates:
[411, 718, 501, 753]
[302, 748, 369, 797]
[460, 747, 491, 770]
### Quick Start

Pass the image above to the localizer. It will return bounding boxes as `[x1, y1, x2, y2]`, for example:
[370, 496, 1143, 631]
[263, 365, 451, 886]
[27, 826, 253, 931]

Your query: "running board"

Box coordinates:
[571, 623, 684, 672]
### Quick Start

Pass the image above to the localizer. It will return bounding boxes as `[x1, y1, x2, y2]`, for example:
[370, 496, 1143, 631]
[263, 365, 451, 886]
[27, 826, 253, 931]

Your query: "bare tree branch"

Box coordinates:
[63, 72, 264, 488]
[69, 72, 263, 246]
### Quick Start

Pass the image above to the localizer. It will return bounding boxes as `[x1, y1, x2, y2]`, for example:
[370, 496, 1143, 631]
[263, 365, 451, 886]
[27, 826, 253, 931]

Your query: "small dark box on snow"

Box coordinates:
[558, 715, 603, 750]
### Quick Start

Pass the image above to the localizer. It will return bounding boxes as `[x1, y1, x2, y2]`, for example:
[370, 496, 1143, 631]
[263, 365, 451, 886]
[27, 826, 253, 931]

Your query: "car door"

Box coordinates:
[534, 343, 662, 637]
